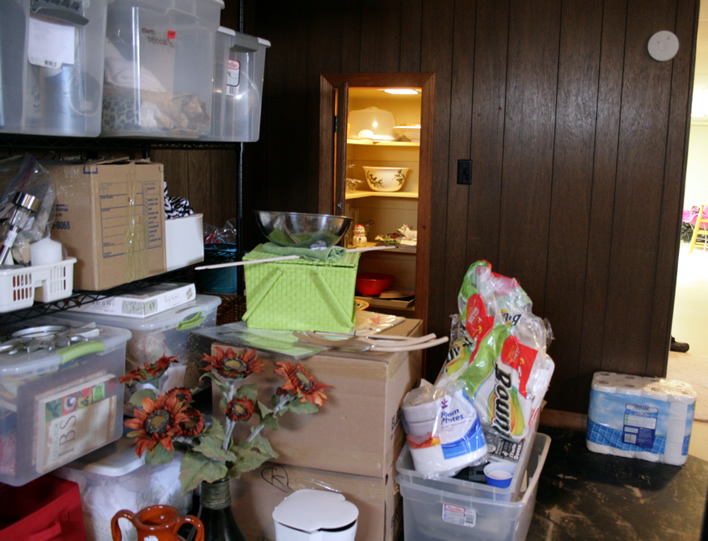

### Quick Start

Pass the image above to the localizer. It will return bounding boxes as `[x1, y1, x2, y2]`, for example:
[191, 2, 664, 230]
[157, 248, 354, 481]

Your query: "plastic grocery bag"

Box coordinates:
[437, 260, 554, 441]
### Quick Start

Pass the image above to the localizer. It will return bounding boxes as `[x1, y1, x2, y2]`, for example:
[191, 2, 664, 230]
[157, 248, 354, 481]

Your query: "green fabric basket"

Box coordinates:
[242, 244, 360, 332]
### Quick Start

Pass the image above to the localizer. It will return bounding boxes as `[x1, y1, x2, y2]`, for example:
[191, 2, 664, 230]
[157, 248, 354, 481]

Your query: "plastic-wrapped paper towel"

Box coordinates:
[586, 371, 696, 466]
[401, 381, 488, 477]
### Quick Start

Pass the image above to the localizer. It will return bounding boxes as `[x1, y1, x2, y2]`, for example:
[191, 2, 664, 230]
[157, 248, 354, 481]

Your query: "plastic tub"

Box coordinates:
[0, 318, 131, 486]
[205, 27, 270, 142]
[0, 0, 108, 136]
[101, 0, 224, 138]
[63, 294, 221, 392]
[396, 433, 551, 541]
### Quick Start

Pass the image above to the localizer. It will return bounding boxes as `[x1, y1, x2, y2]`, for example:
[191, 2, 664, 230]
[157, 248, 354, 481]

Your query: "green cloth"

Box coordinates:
[260, 242, 347, 261]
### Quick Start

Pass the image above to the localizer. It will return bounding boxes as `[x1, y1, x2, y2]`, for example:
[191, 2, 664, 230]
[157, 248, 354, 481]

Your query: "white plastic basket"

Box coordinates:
[0, 258, 77, 312]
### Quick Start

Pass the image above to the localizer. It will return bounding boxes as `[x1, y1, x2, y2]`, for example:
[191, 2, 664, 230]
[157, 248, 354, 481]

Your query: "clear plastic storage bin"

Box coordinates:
[0, 0, 108, 136]
[101, 0, 224, 138]
[396, 433, 551, 541]
[0, 318, 131, 486]
[204, 27, 270, 142]
[63, 294, 221, 391]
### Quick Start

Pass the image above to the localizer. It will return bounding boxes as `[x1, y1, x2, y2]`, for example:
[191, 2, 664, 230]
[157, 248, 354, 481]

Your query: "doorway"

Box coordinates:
[319, 73, 435, 322]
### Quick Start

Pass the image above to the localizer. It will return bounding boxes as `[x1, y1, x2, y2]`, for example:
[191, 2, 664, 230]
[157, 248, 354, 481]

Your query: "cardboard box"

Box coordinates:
[211, 318, 423, 478]
[232, 462, 400, 541]
[45, 159, 166, 291]
[69, 282, 196, 318]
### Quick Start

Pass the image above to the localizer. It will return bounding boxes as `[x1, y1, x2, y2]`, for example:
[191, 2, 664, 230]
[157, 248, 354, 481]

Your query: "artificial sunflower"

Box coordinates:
[125, 393, 190, 456]
[201, 347, 265, 380]
[274, 361, 328, 407]
[178, 408, 205, 437]
[120, 355, 180, 385]
[224, 397, 256, 422]
[166, 386, 193, 405]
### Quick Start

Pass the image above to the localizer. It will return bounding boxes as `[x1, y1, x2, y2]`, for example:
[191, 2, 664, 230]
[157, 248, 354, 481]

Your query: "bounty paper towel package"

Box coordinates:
[586, 372, 696, 466]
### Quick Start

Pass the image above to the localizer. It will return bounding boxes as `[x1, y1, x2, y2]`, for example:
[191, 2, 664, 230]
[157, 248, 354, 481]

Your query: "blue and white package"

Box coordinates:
[586, 372, 696, 466]
[402, 381, 488, 478]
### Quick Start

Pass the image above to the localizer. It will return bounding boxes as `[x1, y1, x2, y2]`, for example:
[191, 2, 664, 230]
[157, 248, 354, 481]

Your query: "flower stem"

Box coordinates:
[247, 395, 293, 443]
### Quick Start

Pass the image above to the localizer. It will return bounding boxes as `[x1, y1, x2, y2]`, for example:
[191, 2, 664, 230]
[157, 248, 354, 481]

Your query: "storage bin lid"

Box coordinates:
[272, 489, 359, 532]
[0, 319, 131, 377]
[66, 435, 145, 477]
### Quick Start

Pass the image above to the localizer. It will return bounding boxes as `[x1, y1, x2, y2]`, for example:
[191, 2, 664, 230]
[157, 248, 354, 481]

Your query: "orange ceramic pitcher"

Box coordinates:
[111, 504, 204, 541]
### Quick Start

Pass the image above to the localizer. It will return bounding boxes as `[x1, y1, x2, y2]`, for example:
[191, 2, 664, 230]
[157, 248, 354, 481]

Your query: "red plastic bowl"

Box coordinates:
[356, 272, 394, 297]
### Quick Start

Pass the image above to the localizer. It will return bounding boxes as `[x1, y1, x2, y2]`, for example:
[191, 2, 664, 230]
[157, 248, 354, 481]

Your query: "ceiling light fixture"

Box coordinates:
[382, 88, 420, 95]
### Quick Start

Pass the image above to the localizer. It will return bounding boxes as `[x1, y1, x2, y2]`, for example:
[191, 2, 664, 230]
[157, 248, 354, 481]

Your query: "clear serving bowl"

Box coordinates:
[254, 211, 353, 249]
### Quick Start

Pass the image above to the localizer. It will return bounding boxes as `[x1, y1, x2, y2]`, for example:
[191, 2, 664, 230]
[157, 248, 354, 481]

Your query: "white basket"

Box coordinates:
[0, 258, 77, 313]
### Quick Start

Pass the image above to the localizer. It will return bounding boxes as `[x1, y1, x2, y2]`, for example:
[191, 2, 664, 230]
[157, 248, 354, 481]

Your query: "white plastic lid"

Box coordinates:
[66, 435, 145, 477]
[272, 489, 359, 532]
[218, 26, 236, 36]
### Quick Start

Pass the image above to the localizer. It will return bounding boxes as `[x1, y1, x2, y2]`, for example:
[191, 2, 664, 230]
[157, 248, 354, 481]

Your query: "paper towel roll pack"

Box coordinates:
[586, 371, 696, 466]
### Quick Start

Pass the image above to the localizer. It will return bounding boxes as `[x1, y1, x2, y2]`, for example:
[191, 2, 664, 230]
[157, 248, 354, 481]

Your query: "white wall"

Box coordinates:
[685, 123, 708, 207]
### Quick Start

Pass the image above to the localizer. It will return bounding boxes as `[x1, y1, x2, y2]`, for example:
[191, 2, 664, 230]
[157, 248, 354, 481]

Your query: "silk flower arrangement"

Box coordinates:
[120, 347, 328, 494]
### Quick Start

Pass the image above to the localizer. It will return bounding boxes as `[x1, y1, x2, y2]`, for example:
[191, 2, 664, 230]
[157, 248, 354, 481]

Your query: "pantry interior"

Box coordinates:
[319, 73, 435, 320]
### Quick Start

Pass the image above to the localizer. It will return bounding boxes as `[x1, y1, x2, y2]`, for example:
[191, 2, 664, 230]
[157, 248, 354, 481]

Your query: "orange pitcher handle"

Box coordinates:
[110, 509, 135, 541]
[176, 515, 205, 541]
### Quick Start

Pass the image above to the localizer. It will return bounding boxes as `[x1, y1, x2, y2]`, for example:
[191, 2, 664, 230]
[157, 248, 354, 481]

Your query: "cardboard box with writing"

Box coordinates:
[233, 462, 400, 541]
[45, 159, 166, 291]
[209, 318, 423, 478]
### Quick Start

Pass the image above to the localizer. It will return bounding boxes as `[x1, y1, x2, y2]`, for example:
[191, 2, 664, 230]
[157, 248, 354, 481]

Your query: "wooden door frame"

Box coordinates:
[319, 72, 435, 323]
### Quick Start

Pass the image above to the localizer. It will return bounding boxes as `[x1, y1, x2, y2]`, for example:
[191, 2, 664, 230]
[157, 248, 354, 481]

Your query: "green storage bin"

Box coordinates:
[242, 244, 360, 333]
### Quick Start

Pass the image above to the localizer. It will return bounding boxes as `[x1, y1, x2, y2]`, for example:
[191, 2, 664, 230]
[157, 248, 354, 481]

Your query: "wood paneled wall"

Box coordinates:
[237, 0, 699, 414]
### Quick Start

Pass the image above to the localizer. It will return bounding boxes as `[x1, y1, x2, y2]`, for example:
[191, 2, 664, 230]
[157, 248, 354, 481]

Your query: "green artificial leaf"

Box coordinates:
[227, 434, 278, 478]
[288, 399, 319, 415]
[259, 413, 280, 431]
[179, 451, 229, 493]
[204, 417, 226, 440]
[144, 443, 174, 465]
[236, 383, 259, 401]
[129, 388, 157, 408]
[192, 434, 238, 463]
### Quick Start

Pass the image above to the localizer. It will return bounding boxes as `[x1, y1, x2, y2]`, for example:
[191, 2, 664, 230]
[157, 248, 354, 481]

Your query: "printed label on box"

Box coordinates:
[100, 180, 163, 258]
[623, 404, 658, 448]
[35, 373, 118, 473]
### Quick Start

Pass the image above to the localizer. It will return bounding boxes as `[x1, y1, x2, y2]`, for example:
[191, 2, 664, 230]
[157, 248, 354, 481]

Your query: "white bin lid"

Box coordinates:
[272, 489, 359, 532]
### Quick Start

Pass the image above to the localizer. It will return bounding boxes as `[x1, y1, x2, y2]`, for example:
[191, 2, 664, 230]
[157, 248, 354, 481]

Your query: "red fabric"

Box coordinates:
[0, 475, 86, 540]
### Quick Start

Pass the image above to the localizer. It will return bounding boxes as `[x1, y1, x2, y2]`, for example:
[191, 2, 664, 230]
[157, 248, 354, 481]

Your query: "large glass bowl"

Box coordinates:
[254, 211, 353, 248]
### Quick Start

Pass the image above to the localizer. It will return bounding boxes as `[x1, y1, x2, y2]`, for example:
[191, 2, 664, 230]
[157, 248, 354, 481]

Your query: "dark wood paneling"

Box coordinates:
[542, 1, 603, 411]
[578, 0, 627, 411]
[419, 0, 456, 380]
[497, 0, 561, 312]
[359, 0, 403, 72]
[603, 0, 678, 374]
[441, 0, 477, 335]
[467, 0, 509, 272]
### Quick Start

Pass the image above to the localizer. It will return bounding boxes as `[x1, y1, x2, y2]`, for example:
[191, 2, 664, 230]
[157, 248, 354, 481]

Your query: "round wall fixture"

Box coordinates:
[648, 30, 679, 61]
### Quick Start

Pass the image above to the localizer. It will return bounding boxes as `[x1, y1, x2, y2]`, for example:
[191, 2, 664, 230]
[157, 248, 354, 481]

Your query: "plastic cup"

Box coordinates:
[484, 462, 516, 488]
